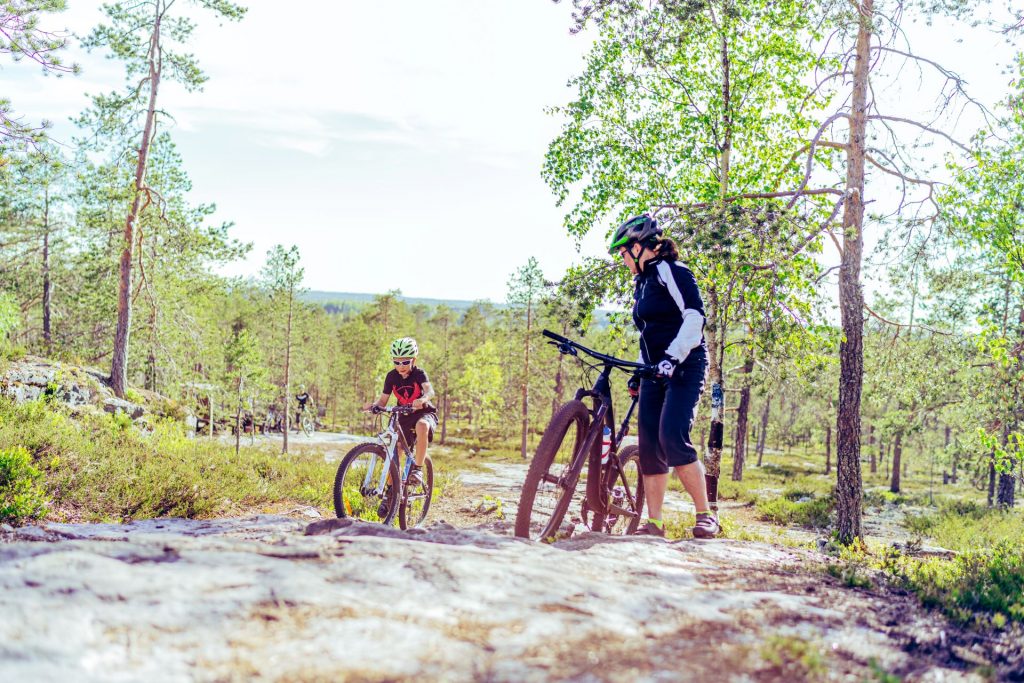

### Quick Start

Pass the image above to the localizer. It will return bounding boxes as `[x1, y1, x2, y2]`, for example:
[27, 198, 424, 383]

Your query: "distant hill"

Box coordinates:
[302, 291, 501, 315]
[303, 290, 621, 326]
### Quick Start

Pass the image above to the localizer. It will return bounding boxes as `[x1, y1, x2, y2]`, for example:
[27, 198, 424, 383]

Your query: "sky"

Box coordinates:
[5, 1, 600, 302]
[2, 2, 1021, 305]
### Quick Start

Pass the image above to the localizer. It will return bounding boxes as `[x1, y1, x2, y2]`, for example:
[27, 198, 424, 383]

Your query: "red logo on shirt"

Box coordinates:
[393, 383, 422, 405]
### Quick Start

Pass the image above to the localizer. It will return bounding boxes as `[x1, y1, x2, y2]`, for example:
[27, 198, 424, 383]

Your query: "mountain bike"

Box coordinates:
[515, 329, 651, 541]
[332, 405, 433, 529]
[297, 403, 316, 437]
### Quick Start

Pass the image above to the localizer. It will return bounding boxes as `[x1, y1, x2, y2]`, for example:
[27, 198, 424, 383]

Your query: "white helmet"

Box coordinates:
[390, 337, 418, 357]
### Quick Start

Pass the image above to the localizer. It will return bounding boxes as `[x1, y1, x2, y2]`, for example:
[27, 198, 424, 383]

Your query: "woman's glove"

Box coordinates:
[656, 354, 677, 379]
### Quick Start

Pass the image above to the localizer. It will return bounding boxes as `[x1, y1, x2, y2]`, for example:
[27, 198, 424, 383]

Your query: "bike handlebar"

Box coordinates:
[542, 329, 649, 373]
[368, 405, 417, 416]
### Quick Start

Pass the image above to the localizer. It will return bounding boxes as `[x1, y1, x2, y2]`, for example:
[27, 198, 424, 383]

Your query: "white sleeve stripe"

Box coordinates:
[656, 260, 704, 363]
[657, 260, 686, 312]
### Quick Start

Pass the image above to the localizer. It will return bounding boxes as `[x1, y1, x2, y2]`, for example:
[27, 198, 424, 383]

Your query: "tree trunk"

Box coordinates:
[235, 379, 242, 457]
[890, 431, 903, 494]
[825, 423, 832, 475]
[520, 298, 532, 459]
[282, 286, 293, 455]
[835, 0, 872, 543]
[704, 288, 725, 511]
[41, 187, 52, 349]
[756, 396, 769, 466]
[146, 303, 158, 392]
[988, 455, 996, 508]
[111, 7, 162, 398]
[440, 316, 450, 445]
[553, 355, 565, 419]
[997, 466, 1015, 508]
[868, 425, 877, 474]
[731, 342, 755, 481]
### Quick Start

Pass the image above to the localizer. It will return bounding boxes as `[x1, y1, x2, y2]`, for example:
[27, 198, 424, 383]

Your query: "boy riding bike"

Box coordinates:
[362, 337, 438, 488]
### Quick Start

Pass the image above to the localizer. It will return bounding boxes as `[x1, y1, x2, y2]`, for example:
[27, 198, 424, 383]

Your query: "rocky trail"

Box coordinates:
[1, 514, 1016, 681]
[0, 443, 1019, 681]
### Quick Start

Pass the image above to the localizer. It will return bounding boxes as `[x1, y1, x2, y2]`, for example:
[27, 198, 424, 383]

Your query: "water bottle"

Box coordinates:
[601, 426, 612, 465]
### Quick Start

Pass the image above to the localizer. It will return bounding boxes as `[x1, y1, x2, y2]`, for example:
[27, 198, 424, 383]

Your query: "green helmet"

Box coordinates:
[390, 337, 418, 357]
[608, 214, 662, 254]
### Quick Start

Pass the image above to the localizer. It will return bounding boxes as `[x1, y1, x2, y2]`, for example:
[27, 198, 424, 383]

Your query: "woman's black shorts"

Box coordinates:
[637, 360, 707, 475]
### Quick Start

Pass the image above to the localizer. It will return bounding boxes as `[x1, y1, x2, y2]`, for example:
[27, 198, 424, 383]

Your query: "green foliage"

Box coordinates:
[0, 445, 48, 525]
[0, 0, 77, 153]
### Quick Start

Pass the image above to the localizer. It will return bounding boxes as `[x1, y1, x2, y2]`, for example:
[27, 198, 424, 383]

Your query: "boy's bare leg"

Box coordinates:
[414, 419, 429, 466]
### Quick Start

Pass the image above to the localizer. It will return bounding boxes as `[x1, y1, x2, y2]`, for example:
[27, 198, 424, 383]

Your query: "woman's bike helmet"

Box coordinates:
[608, 213, 662, 254]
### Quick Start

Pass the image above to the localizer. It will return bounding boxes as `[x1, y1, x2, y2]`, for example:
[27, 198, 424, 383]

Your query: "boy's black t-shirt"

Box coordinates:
[382, 367, 436, 418]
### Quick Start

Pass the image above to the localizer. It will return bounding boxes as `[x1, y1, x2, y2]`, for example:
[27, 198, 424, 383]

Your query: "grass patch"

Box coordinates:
[759, 635, 828, 681]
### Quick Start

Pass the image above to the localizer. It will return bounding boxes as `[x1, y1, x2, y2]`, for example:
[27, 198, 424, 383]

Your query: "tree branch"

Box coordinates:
[867, 115, 971, 154]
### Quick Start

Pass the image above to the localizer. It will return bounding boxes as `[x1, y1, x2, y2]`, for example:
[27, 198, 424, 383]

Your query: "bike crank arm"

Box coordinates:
[605, 502, 639, 519]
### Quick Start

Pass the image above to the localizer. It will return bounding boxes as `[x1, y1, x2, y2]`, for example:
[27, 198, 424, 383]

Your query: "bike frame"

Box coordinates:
[542, 330, 647, 510]
[361, 408, 416, 495]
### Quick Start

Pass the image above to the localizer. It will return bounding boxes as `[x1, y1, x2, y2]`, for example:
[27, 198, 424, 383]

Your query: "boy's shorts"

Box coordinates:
[398, 411, 437, 447]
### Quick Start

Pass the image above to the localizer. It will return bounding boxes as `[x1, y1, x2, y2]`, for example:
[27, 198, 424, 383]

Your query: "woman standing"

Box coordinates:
[610, 214, 720, 538]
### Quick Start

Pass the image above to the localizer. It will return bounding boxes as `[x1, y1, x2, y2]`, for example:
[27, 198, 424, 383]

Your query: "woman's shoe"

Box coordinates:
[692, 513, 721, 539]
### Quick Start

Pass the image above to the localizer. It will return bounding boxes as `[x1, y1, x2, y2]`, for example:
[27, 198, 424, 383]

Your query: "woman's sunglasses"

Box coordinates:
[393, 359, 414, 366]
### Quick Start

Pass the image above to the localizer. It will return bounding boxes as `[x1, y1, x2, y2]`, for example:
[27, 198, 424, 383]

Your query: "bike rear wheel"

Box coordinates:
[333, 443, 401, 525]
[301, 412, 315, 437]
[515, 400, 590, 541]
[590, 444, 645, 535]
[399, 457, 434, 529]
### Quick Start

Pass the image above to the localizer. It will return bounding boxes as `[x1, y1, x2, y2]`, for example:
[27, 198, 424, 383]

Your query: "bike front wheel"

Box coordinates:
[301, 413, 315, 437]
[515, 400, 589, 541]
[333, 443, 400, 525]
[399, 458, 434, 530]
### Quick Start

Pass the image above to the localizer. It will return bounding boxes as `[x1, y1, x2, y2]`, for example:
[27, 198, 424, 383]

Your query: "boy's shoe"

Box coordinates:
[633, 521, 666, 538]
[377, 486, 393, 519]
[406, 465, 423, 487]
[692, 512, 721, 539]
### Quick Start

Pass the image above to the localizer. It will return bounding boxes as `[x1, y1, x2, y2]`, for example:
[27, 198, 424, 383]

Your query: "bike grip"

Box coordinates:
[542, 329, 569, 343]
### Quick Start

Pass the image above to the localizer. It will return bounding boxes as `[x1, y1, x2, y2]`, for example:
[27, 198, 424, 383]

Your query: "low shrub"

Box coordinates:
[756, 489, 834, 528]
[900, 502, 1023, 552]
[880, 542, 1024, 629]
[0, 445, 48, 525]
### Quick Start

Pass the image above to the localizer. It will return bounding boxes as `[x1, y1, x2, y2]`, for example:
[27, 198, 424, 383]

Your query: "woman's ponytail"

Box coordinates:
[654, 237, 680, 261]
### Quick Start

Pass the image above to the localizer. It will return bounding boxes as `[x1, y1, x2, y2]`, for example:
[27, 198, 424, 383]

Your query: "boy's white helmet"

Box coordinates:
[390, 337, 418, 357]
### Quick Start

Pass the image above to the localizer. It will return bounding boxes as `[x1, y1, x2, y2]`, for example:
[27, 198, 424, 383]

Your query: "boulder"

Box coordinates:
[102, 397, 146, 420]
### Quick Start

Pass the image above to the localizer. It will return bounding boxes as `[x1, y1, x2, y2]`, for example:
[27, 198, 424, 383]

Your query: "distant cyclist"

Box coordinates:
[295, 385, 311, 430]
[362, 337, 438, 486]
[610, 213, 720, 539]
